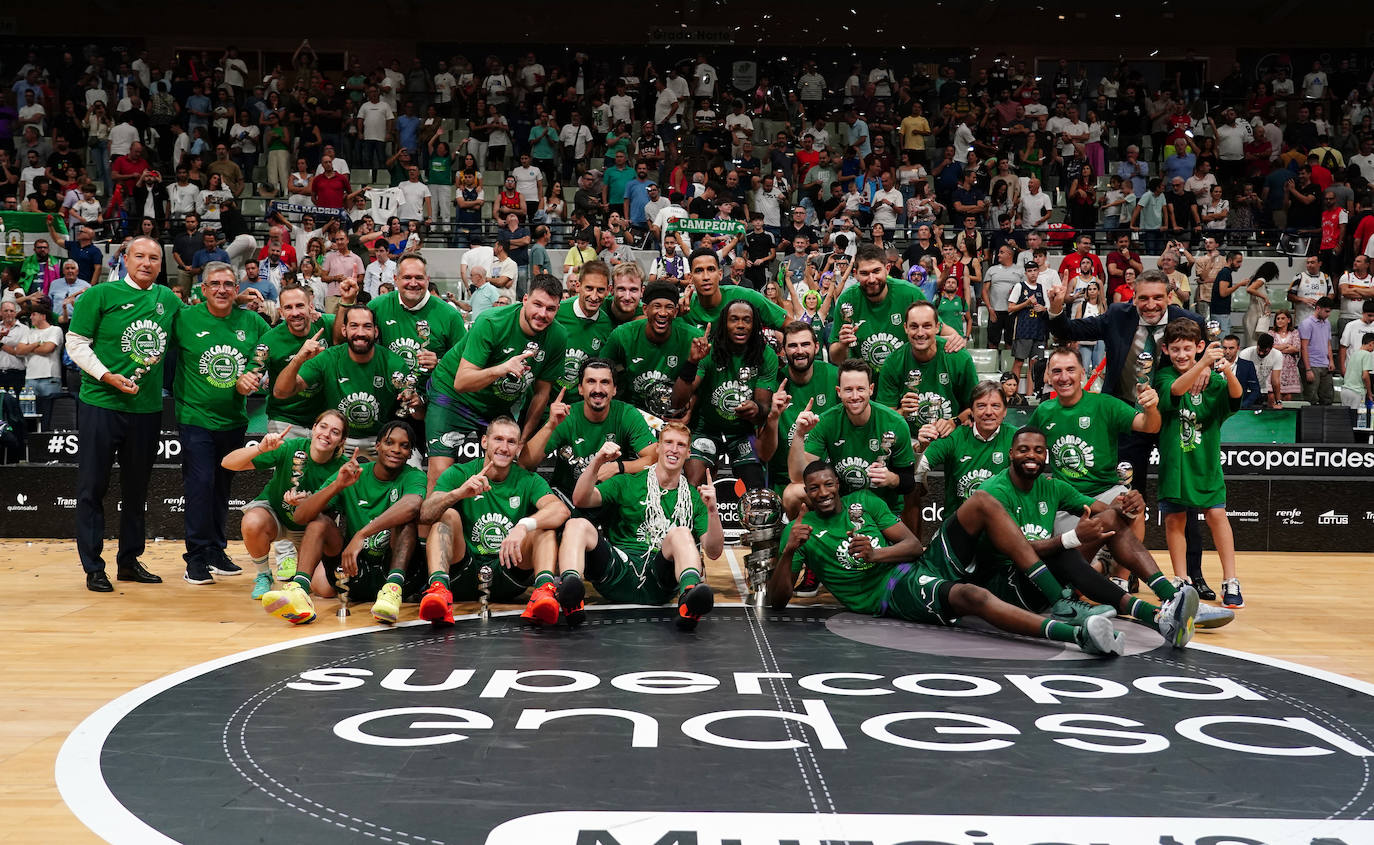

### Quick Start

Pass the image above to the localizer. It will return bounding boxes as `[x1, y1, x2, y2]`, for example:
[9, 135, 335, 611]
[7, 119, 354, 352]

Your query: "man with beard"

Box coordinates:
[171, 262, 267, 586]
[550, 423, 723, 631]
[679, 247, 788, 332]
[356, 253, 466, 379]
[554, 261, 614, 402]
[603, 282, 703, 416]
[606, 263, 645, 326]
[976, 427, 1201, 646]
[426, 274, 568, 490]
[877, 300, 979, 437]
[917, 380, 1017, 512]
[670, 298, 778, 488]
[274, 304, 418, 455]
[262, 285, 334, 440]
[520, 359, 658, 506]
[767, 461, 1125, 657]
[789, 359, 917, 530]
[831, 244, 964, 371]
[286, 421, 426, 625]
[759, 321, 840, 502]
[419, 417, 569, 626]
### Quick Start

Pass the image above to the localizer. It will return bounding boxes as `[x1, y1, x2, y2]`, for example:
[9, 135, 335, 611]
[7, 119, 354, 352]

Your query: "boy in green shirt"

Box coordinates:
[1158, 318, 1245, 608]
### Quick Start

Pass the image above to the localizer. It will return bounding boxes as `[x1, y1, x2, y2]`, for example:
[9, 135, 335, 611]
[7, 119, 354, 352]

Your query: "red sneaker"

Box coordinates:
[418, 582, 454, 625]
[794, 567, 821, 598]
[521, 583, 560, 626]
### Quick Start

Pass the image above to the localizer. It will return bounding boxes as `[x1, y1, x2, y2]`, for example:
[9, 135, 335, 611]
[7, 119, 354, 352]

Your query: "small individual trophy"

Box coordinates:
[847, 501, 865, 535]
[335, 567, 350, 618]
[904, 370, 923, 421]
[130, 353, 161, 386]
[415, 319, 431, 349]
[289, 450, 307, 492]
[390, 371, 412, 416]
[403, 372, 419, 412]
[1116, 461, 1134, 489]
[839, 302, 854, 324]
[737, 366, 756, 384]
[251, 344, 269, 374]
[1135, 351, 1154, 387]
[878, 430, 896, 462]
[740, 489, 784, 608]
[477, 565, 493, 621]
[505, 341, 540, 387]
[1205, 320, 1225, 370]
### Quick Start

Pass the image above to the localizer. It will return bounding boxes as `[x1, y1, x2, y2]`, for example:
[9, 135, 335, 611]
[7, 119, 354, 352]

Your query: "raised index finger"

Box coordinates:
[777, 378, 788, 394]
[311, 327, 325, 341]
[802, 397, 814, 413]
[555, 387, 566, 403]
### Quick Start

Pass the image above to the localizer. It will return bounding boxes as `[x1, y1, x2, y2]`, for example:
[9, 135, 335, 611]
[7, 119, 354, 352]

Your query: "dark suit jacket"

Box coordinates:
[1048, 302, 1205, 400]
[1234, 358, 1262, 407]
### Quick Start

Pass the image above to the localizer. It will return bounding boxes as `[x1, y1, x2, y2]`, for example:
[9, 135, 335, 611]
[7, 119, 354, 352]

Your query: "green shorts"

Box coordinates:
[689, 431, 760, 467]
[425, 398, 484, 461]
[448, 551, 533, 603]
[586, 534, 678, 605]
[877, 514, 978, 626]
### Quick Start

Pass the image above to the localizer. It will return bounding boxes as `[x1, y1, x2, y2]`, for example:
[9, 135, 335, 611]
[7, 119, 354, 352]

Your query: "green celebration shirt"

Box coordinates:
[545, 400, 657, 495]
[262, 314, 335, 426]
[922, 422, 1019, 509]
[782, 490, 899, 615]
[427, 155, 453, 186]
[602, 319, 702, 412]
[434, 458, 553, 556]
[803, 402, 916, 511]
[695, 346, 780, 437]
[324, 463, 427, 551]
[553, 297, 614, 400]
[68, 280, 183, 414]
[833, 279, 928, 370]
[251, 437, 348, 531]
[875, 338, 980, 436]
[297, 344, 411, 438]
[680, 284, 789, 332]
[430, 303, 567, 420]
[1027, 390, 1139, 496]
[766, 361, 839, 486]
[597, 468, 709, 560]
[369, 291, 467, 374]
[171, 303, 266, 429]
[1155, 367, 1239, 507]
[976, 468, 1095, 569]
[937, 294, 968, 336]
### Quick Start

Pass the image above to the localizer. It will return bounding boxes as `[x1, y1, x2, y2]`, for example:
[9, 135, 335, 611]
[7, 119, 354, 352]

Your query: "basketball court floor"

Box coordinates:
[4, 540, 1372, 844]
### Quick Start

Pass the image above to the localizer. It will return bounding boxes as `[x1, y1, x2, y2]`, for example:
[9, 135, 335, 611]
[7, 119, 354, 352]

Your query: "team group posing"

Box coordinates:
[73, 236, 1239, 653]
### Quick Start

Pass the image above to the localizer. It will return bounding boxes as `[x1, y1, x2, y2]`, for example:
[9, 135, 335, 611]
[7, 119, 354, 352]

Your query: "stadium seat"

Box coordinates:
[969, 348, 1000, 373]
[372, 171, 391, 187]
[240, 198, 266, 217]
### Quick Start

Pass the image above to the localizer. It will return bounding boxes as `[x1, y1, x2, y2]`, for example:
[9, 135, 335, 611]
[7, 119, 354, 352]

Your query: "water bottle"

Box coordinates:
[20, 386, 36, 416]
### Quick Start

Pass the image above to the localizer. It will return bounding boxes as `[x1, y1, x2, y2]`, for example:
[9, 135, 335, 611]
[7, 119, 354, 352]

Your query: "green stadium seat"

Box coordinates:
[969, 348, 1000, 373]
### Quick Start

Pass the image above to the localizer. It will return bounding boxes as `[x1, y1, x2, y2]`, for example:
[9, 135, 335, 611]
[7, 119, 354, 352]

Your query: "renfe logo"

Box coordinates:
[60, 608, 1374, 845]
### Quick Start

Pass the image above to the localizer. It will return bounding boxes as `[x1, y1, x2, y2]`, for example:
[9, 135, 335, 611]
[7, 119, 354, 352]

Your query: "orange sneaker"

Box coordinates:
[521, 582, 560, 626]
[418, 582, 454, 626]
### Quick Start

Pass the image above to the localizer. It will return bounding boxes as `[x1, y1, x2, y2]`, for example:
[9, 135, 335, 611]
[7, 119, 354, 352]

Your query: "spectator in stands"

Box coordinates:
[1240, 332, 1285, 409]
[1342, 332, 1374, 415]
[1340, 300, 1374, 372]
[1298, 296, 1337, 406]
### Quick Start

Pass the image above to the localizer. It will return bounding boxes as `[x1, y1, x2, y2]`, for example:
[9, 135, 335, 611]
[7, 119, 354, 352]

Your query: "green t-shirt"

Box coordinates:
[431, 303, 567, 422]
[833, 279, 928, 370]
[251, 437, 348, 531]
[544, 400, 657, 495]
[369, 291, 467, 374]
[1027, 391, 1139, 496]
[262, 314, 335, 426]
[325, 463, 427, 550]
[680, 285, 789, 332]
[297, 344, 411, 438]
[529, 126, 559, 160]
[604, 164, 635, 204]
[603, 132, 631, 161]
[781, 490, 899, 615]
[529, 243, 551, 276]
[976, 468, 1095, 570]
[597, 468, 709, 560]
[553, 297, 614, 399]
[602, 319, 702, 413]
[802, 402, 916, 510]
[766, 361, 839, 486]
[171, 303, 266, 430]
[68, 280, 183, 414]
[434, 458, 553, 556]
[875, 338, 979, 436]
[427, 155, 453, 186]
[695, 347, 780, 438]
[922, 422, 1018, 509]
[937, 294, 967, 336]
[1156, 367, 1239, 507]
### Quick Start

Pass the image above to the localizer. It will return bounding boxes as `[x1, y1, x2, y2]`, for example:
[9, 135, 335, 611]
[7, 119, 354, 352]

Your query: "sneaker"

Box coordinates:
[1195, 603, 1236, 629]
[1049, 595, 1117, 625]
[1075, 614, 1125, 657]
[261, 582, 316, 625]
[1222, 578, 1244, 609]
[1192, 576, 1217, 602]
[418, 582, 454, 626]
[183, 554, 214, 585]
[794, 567, 821, 598]
[556, 575, 587, 627]
[371, 582, 403, 624]
[250, 572, 273, 600]
[274, 553, 299, 581]
[1109, 576, 1130, 592]
[521, 583, 560, 626]
[209, 551, 242, 576]
[1155, 583, 1199, 648]
[676, 583, 714, 631]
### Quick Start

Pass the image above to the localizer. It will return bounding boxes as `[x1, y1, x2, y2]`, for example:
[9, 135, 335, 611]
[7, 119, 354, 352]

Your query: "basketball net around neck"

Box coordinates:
[644, 467, 694, 551]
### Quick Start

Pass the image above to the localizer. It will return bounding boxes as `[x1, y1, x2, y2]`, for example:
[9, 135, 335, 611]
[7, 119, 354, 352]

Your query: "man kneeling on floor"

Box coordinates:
[419, 416, 569, 625]
[537, 421, 723, 630]
[767, 460, 1129, 656]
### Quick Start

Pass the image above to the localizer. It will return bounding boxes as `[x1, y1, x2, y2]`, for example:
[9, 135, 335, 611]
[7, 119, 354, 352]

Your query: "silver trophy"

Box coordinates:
[335, 567, 350, 618]
[251, 343, 269, 375]
[505, 340, 540, 387]
[477, 565, 493, 621]
[737, 366, 756, 384]
[289, 450, 307, 493]
[878, 430, 896, 462]
[847, 501, 865, 535]
[904, 370, 923, 421]
[643, 379, 682, 419]
[415, 319, 431, 349]
[130, 353, 161, 386]
[1135, 351, 1154, 388]
[839, 302, 854, 324]
[390, 370, 413, 417]
[740, 488, 785, 607]
[1116, 461, 1134, 489]
[1205, 320, 1225, 370]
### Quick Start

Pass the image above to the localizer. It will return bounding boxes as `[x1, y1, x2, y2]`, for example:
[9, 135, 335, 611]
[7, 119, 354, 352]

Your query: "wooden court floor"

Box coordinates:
[2, 539, 1371, 844]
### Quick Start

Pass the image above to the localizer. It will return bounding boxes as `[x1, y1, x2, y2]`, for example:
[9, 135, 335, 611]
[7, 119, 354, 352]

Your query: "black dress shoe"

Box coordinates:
[87, 571, 114, 592]
[1192, 576, 1217, 602]
[117, 562, 163, 584]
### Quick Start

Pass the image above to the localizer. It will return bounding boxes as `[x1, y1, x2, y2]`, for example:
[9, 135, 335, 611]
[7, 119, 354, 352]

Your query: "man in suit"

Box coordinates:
[1222, 335, 1262, 408]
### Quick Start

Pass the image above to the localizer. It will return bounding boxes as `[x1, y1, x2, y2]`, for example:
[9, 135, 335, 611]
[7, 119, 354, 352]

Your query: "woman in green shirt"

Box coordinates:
[426, 139, 458, 224]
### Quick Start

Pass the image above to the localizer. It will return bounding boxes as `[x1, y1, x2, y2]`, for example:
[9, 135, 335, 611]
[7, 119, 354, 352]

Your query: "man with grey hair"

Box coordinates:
[47, 259, 91, 327]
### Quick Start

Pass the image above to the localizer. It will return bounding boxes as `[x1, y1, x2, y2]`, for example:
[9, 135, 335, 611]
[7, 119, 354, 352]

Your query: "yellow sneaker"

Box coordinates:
[372, 582, 403, 624]
[261, 582, 316, 625]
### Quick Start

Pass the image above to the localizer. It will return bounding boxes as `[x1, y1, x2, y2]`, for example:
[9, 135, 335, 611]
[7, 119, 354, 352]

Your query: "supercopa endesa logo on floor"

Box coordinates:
[58, 607, 1374, 845]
